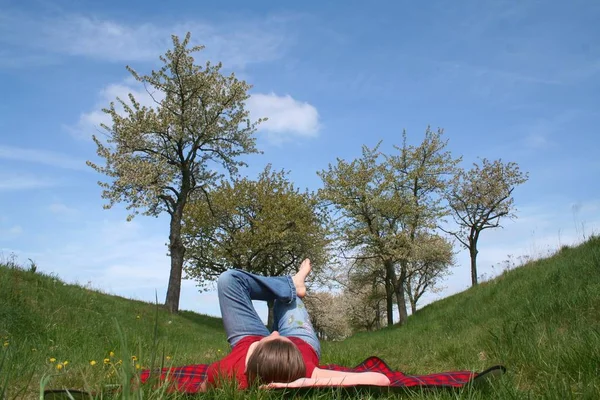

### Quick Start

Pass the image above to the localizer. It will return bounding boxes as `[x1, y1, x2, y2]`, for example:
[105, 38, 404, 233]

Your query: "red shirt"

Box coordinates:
[206, 335, 318, 389]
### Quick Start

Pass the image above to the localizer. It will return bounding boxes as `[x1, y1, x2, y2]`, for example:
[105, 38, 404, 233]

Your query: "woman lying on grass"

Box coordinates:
[201, 259, 391, 390]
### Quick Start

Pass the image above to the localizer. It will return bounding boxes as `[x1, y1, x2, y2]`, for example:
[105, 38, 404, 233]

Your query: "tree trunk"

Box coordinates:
[394, 264, 409, 325]
[470, 243, 479, 286]
[165, 196, 187, 313]
[384, 276, 394, 326]
[267, 300, 274, 330]
[406, 276, 417, 314]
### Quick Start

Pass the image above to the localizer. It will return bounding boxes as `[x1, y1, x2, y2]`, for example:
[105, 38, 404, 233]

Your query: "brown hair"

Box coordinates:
[246, 339, 306, 386]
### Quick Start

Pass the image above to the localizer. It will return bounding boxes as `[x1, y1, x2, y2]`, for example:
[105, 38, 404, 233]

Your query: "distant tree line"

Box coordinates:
[87, 33, 528, 330]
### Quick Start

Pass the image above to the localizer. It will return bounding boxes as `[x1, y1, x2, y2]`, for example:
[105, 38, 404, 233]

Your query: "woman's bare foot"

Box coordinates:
[292, 258, 311, 298]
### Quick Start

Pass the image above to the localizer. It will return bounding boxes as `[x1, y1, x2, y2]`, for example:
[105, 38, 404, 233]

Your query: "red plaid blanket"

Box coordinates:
[139, 357, 505, 393]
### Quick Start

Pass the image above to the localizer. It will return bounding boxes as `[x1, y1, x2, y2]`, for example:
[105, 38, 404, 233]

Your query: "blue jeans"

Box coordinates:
[217, 269, 321, 358]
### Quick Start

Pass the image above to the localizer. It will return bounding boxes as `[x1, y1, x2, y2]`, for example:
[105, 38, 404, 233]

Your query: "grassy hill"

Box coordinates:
[1, 236, 599, 399]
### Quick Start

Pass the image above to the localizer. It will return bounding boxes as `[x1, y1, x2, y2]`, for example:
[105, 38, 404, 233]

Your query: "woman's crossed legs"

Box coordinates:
[216, 259, 320, 357]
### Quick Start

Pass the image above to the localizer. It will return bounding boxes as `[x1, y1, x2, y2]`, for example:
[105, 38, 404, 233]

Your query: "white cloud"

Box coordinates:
[66, 81, 164, 140]
[9, 225, 23, 235]
[68, 110, 111, 140]
[48, 203, 79, 216]
[498, 109, 581, 153]
[0, 225, 23, 240]
[0, 50, 59, 68]
[69, 84, 321, 145]
[0, 145, 87, 170]
[519, 115, 567, 150]
[0, 12, 288, 69]
[247, 93, 320, 143]
[524, 133, 551, 149]
[0, 174, 57, 191]
[102, 81, 163, 108]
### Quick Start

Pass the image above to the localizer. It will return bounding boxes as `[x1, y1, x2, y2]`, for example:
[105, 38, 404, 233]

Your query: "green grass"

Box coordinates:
[1, 236, 599, 399]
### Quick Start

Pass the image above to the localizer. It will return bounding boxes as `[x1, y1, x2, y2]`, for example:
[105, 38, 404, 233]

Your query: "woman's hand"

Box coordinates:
[261, 378, 316, 389]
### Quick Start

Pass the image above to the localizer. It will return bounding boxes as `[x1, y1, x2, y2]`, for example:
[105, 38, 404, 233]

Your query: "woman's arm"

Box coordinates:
[312, 367, 390, 386]
[265, 367, 390, 388]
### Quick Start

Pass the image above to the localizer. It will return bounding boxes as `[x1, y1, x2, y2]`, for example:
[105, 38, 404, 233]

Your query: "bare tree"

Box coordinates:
[444, 159, 528, 286]
[404, 233, 454, 313]
[303, 292, 352, 341]
[345, 267, 388, 331]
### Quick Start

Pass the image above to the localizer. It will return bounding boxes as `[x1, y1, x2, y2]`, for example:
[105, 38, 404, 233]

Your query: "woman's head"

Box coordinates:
[246, 337, 306, 386]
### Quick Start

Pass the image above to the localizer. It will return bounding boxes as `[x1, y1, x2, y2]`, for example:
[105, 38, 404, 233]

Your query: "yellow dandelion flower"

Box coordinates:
[136, 315, 141, 320]
[3, 341, 8, 347]
[135, 364, 141, 370]
[90, 360, 97, 366]
[166, 356, 172, 361]
[56, 364, 63, 371]
[131, 356, 137, 362]
[103, 358, 110, 365]
[49, 358, 56, 363]
[109, 351, 115, 357]
[116, 360, 123, 365]
[63, 361, 69, 366]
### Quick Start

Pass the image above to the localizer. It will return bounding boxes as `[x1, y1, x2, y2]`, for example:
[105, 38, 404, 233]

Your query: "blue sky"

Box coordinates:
[1, 0, 599, 320]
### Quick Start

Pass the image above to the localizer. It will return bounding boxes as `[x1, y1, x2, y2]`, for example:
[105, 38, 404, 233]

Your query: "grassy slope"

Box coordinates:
[0, 268, 228, 398]
[323, 236, 600, 398]
[1, 236, 599, 399]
